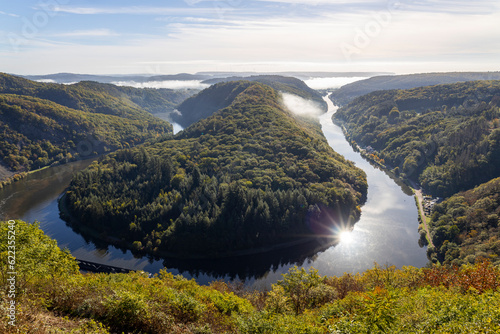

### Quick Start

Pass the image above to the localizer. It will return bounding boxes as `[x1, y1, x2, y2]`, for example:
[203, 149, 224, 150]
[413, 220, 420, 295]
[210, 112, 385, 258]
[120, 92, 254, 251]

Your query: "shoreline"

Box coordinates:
[58, 192, 338, 261]
[334, 118, 435, 249]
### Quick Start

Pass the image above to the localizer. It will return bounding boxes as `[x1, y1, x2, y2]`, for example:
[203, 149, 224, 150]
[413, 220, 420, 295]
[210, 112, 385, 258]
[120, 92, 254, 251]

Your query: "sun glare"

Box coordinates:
[339, 230, 353, 244]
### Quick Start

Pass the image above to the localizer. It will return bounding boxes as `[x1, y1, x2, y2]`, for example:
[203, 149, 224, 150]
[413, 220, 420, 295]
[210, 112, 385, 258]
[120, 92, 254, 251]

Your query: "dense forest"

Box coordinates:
[333, 80, 500, 197]
[0, 73, 173, 176]
[330, 72, 500, 105]
[175, 76, 326, 127]
[428, 177, 500, 266]
[64, 82, 367, 257]
[2, 220, 500, 333]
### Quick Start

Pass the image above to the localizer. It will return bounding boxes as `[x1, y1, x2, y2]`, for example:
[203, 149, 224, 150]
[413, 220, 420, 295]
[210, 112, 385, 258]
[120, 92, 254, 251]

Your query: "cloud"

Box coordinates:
[112, 80, 210, 90]
[305, 77, 370, 89]
[55, 29, 120, 37]
[0, 10, 20, 17]
[281, 93, 324, 116]
[50, 6, 230, 15]
[35, 79, 56, 83]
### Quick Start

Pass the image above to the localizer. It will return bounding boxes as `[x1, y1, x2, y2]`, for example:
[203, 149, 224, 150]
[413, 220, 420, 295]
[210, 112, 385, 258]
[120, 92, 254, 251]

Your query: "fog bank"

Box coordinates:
[112, 80, 210, 90]
[281, 93, 324, 117]
[304, 77, 369, 90]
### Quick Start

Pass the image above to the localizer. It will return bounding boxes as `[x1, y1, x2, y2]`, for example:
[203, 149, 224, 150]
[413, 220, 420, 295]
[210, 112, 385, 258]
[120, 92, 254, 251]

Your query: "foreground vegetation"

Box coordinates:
[64, 82, 367, 257]
[2, 220, 500, 333]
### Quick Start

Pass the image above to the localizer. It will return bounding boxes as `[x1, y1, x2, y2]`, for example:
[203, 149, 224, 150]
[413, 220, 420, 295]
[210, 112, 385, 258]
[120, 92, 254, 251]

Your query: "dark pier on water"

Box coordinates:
[76, 259, 132, 274]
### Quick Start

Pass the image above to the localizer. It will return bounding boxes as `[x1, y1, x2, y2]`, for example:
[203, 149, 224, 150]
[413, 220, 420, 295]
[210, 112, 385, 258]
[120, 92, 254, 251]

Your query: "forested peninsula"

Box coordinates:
[63, 81, 367, 258]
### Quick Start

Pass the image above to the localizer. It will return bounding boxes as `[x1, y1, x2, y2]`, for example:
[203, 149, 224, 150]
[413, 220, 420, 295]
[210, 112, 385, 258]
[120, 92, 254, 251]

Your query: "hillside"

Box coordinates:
[330, 72, 500, 105]
[2, 220, 500, 334]
[175, 76, 325, 127]
[63, 82, 367, 258]
[0, 73, 189, 119]
[71, 81, 193, 115]
[0, 73, 172, 177]
[333, 80, 500, 197]
[428, 177, 500, 266]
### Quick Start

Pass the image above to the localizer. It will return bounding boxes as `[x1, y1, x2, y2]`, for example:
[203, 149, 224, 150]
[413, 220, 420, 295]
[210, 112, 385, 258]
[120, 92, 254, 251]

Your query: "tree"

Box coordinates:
[277, 266, 322, 315]
[388, 106, 400, 123]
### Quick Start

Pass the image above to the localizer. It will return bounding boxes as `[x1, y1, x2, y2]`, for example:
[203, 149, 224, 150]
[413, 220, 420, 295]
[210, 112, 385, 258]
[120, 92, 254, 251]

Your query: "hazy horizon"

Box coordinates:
[1, 0, 499, 75]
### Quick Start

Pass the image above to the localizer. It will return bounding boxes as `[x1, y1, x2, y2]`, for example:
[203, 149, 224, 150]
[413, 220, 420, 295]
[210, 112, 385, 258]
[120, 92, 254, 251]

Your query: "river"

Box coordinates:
[0, 94, 428, 288]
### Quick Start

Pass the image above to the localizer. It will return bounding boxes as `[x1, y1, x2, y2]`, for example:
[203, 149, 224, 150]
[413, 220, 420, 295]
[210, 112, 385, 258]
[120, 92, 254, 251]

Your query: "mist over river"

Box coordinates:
[0, 94, 428, 289]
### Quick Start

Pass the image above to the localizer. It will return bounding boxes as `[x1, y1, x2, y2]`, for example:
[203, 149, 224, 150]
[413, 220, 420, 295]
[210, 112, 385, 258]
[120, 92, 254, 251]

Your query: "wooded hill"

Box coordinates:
[333, 80, 500, 266]
[64, 81, 367, 258]
[176, 76, 326, 127]
[0, 73, 173, 175]
[333, 80, 500, 197]
[330, 72, 500, 106]
[428, 177, 500, 266]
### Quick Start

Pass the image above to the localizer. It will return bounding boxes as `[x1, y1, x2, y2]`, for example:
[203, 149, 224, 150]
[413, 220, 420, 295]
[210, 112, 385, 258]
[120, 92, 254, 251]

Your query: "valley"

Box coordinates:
[0, 78, 427, 284]
[1, 72, 499, 333]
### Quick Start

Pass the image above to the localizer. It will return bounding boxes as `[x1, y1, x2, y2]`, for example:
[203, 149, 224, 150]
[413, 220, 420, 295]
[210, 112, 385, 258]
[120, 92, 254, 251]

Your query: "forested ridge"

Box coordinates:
[64, 82, 367, 257]
[0, 73, 173, 177]
[2, 220, 500, 334]
[330, 72, 500, 106]
[333, 80, 500, 197]
[333, 80, 500, 266]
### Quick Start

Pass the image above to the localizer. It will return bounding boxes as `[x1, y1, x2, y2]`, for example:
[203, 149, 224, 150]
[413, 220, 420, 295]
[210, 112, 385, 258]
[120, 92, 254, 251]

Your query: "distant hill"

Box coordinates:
[330, 72, 500, 105]
[176, 76, 326, 127]
[201, 75, 325, 101]
[197, 71, 389, 80]
[0, 73, 172, 175]
[64, 82, 367, 258]
[22, 73, 148, 84]
[21, 72, 212, 84]
[70, 81, 192, 115]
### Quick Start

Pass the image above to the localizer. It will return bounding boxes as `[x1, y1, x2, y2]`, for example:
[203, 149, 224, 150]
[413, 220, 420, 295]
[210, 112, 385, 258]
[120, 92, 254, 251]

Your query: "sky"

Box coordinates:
[0, 0, 499, 75]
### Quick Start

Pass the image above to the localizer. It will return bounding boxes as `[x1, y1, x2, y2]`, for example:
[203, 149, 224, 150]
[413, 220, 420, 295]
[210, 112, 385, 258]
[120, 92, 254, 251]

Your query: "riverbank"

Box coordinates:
[334, 118, 435, 249]
[58, 192, 339, 261]
[414, 188, 434, 248]
[0, 159, 88, 191]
